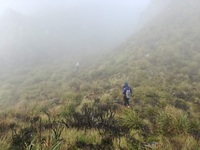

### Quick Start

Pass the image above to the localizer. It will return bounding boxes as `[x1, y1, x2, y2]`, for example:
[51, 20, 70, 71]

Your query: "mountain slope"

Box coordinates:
[0, 0, 200, 149]
[104, 0, 200, 84]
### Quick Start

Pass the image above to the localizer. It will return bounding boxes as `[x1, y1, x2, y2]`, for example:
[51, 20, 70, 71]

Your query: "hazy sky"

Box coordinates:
[0, 0, 151, 65]
[0, 0, 151, 47]
[0, 0, 150, 17]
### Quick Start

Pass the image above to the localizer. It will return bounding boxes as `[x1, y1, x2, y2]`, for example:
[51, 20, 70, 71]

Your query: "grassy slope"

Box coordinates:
[0, 0, 200, 149]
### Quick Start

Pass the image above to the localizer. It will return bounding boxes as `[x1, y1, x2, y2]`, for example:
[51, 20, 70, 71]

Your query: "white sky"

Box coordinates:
[0, 0, 150, 15]
[0, 0, 151, 54]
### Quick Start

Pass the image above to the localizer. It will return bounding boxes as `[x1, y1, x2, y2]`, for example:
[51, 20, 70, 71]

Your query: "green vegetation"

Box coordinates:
[0, 0, 200, 149]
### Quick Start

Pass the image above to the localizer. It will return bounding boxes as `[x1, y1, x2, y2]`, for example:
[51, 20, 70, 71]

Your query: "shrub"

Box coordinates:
[156, 106, 192, 135]
[189, 119, 200, 140]
[118, 109, 144, 131]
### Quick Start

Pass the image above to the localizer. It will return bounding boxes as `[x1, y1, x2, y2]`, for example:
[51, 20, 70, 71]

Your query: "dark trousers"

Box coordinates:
[123, 95, 129, 106]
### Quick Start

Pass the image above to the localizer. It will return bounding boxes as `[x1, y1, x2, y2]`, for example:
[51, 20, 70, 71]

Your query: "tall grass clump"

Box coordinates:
[156, 105, 192, 135]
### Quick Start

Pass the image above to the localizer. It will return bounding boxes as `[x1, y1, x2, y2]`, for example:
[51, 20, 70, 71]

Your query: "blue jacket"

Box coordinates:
[122, 84, 132, 95]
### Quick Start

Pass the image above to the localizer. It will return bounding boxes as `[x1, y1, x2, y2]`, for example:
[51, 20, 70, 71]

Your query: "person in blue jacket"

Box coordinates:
[122, 82, 132, 107]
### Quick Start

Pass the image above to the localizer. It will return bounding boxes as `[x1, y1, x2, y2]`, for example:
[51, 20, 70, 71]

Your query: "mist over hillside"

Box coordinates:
[0, 0, 200, 149]
[0, 0, 199, 109]
[1, 0, 198, 109]
[0, 0, 153, 68]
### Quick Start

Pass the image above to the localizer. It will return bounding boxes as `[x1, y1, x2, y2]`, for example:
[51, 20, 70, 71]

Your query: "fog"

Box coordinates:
[0, 0, 156, 67]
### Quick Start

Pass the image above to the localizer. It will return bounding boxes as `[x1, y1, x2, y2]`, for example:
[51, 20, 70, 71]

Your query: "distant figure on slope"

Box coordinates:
[122, 82, 132, 107]
[76, 62, 80, 72]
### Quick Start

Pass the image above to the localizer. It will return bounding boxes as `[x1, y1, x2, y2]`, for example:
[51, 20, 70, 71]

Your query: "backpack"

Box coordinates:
[126, 89, 131, 99]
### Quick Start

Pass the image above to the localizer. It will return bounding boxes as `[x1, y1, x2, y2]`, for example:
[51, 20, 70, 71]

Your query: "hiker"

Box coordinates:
[122, 82, 132, 107]
[76, 62, 80, 72]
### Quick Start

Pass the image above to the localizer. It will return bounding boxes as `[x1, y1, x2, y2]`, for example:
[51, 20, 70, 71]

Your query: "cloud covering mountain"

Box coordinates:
[0, 0, 152, 67]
